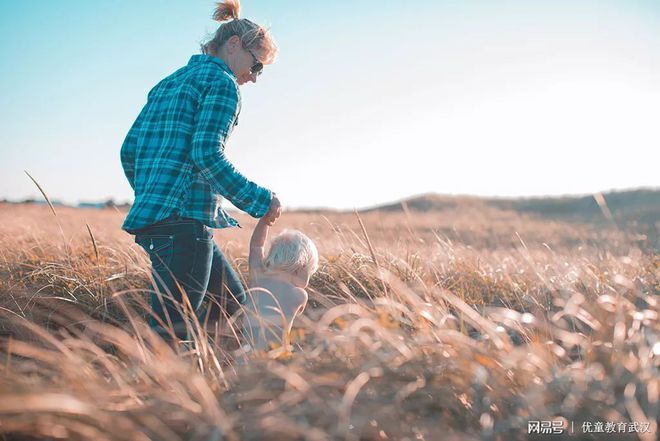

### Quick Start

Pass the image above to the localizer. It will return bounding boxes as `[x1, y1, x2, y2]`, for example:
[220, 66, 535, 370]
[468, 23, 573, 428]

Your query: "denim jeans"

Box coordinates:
[132, 215, 246, 340]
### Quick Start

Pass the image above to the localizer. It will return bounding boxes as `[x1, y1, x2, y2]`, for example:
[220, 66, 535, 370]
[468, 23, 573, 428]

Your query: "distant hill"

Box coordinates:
[366, 188, 656, 215]
[362, 189, 659, 248]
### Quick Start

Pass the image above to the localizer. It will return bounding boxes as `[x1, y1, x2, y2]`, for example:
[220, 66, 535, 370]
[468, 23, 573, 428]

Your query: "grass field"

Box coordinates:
[0, 201, 657, 440]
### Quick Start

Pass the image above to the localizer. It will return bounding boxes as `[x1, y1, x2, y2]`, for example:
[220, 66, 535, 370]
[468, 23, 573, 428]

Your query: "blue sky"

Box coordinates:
[1, 0, 659, 209]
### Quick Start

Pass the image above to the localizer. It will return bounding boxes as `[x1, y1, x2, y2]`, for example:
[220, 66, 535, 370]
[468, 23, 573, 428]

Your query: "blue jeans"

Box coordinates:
[133, 215, 246, 340]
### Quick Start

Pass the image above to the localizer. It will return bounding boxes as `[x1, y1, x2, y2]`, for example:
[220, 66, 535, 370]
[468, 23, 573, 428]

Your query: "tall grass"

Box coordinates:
[0, 203, 658, 440]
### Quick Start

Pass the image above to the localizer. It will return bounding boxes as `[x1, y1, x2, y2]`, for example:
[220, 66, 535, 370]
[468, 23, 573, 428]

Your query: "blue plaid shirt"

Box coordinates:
[120, 54, 272, 232]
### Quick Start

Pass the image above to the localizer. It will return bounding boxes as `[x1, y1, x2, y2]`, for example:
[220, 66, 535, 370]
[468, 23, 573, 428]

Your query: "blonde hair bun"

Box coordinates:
[212, 0, 241, 22]
[202, 0, 278, 65]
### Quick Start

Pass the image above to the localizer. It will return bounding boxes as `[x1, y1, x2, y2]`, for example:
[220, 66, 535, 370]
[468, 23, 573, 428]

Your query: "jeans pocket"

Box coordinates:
[136, 234, 175, 271]
[190, 237, 214, 270]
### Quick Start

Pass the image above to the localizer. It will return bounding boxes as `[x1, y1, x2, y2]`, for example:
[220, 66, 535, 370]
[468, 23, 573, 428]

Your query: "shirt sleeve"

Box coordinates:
[120, 129, 137, 191]
[190, 78, 272, 218]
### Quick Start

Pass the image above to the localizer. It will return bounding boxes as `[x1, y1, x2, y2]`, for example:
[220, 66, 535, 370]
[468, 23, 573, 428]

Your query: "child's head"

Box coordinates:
[264, 230, 318, 287]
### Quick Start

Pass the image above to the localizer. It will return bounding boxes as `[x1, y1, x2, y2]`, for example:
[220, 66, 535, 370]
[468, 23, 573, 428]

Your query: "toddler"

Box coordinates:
[242, 212, 319, 350]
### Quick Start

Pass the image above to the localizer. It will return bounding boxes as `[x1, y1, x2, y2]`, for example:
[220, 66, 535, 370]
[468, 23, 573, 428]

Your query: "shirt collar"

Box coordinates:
[188, 54, 236, 78]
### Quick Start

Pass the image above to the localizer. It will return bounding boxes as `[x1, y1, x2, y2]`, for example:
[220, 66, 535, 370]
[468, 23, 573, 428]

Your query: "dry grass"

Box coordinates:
[0, 202, 658, 440]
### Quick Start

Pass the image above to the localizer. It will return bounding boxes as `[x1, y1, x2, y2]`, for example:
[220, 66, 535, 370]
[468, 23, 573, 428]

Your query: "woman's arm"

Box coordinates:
[190, 78, 272, 218]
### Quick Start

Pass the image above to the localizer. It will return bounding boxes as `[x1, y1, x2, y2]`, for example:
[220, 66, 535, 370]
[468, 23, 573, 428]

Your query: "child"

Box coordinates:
[242, 211, 319, 350]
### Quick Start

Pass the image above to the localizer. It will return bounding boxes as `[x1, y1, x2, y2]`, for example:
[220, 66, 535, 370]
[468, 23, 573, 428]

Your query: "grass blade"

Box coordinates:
[24, 170, 57, 217]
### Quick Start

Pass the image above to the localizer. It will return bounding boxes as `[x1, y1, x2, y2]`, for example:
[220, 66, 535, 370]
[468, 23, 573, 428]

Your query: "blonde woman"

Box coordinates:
[120, 0, 281, 341]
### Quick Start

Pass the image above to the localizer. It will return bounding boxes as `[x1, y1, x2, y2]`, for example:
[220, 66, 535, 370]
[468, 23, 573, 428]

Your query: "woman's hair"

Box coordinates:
[201, 0, 277, 64]
[264, 230, 319, 276]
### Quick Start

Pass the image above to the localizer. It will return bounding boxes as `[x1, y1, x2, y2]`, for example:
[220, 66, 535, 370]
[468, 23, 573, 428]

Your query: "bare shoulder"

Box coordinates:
[292, 287, 308, 303]
[274, 285, 307, 306]
[276, 285, 307, 315]
[249, 266, 266, 285]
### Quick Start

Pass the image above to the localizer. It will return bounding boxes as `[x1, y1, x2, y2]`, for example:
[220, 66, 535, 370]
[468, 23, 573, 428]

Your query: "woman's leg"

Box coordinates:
[201, 241, 247, 321]
[134, 218, 214, 340]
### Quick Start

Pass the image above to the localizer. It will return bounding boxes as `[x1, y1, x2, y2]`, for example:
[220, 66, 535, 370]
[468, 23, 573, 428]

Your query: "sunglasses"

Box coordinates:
[246, 48, 263, 76]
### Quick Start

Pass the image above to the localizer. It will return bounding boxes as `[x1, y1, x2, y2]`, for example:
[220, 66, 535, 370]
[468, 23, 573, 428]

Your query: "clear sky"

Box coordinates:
[1, 0, 659, 210]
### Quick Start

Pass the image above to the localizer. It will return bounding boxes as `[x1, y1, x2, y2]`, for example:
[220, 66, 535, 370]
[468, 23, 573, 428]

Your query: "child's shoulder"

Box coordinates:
[291, 286, 308, 302]
[277, 285, 307, 306]
[251, 275, 307, 300]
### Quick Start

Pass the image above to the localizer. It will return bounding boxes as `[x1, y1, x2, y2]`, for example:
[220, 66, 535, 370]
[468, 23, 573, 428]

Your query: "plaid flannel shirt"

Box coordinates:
[120, 54, 272, 232]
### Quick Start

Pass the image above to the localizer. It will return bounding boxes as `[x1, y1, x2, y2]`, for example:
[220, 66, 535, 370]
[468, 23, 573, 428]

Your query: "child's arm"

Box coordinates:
[281, 288, 309, 337]
[293, 288, 309, 319]
[249, 216, 270, 277]
[249, 196, 280, 279]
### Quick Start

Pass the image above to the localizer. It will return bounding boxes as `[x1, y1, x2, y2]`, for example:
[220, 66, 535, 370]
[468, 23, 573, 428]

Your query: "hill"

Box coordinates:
[362, 188, 660, 248]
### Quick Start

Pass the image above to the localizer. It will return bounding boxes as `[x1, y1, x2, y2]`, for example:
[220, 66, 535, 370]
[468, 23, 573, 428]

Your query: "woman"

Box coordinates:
[120, 0, 281, 341]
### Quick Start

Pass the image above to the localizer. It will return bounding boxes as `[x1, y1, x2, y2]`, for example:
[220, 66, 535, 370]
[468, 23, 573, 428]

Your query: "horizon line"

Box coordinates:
[2, 186, 658, 212]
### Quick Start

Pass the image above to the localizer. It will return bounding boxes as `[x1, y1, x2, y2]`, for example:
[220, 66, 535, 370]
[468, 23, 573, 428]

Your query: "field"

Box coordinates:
[0, 201, 658, 440]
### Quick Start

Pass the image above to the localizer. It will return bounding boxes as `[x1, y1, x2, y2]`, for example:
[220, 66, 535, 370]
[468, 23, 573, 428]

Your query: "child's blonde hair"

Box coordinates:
[264, 230, 318, 276]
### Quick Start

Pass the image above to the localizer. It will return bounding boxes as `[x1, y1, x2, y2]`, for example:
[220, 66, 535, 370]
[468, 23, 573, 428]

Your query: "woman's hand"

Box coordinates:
[264, 195, 281, 226]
